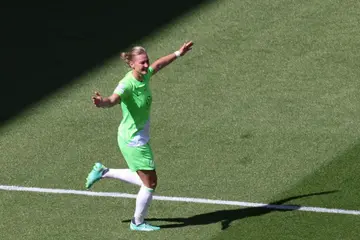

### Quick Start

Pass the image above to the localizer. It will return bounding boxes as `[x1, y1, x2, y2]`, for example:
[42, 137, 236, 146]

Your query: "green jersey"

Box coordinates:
[114, 67, 153, 146]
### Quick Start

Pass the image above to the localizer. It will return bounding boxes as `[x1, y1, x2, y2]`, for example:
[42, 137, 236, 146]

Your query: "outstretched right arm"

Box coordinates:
[92, 92, 120, 108]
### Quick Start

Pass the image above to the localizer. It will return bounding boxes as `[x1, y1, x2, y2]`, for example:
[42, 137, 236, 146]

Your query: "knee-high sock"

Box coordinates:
[133, 185, 154, 225]
[102, 169, 142, 186]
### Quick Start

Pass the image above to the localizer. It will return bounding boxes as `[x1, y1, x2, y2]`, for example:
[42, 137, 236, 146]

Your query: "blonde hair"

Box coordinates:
[120, 46, 147, 67]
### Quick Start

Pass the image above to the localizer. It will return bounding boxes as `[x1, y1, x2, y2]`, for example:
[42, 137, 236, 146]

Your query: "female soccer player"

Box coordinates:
[85, 41, 193, 231]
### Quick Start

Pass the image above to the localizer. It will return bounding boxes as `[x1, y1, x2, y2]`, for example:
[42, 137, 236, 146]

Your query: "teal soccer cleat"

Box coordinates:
[85, 162, 107, 189]
[130, 222, 161, 231]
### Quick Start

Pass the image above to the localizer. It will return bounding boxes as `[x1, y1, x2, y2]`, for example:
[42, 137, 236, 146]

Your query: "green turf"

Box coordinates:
[1, 0, 360, 239]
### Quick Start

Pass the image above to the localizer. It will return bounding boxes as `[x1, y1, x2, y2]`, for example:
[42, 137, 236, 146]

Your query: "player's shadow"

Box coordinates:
[123, 190, 337, 230]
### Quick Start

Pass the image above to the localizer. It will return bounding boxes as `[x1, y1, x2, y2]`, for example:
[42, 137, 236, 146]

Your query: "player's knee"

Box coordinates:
[138, 170, 157, 189]
[141, 176, 157, 189]
[150, 179, 157, 189]
[142, 181, 156, 190]
[150, 171, 157, 189]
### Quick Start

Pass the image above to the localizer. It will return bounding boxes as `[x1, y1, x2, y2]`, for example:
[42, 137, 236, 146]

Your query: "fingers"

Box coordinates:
[180, 41, 193, 49]
[92, 92, 102, 100]
[185, 41, 194, 48]
[181, 41, 193, 53]
[92, 91, 102, 107]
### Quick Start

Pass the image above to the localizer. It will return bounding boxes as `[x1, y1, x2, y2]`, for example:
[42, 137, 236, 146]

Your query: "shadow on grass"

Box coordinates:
[123, 190, 338, 230]
[0, 0, 211, 125]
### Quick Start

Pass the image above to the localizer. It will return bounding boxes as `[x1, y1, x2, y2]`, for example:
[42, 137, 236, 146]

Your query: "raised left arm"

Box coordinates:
[150, 41, 193, 75]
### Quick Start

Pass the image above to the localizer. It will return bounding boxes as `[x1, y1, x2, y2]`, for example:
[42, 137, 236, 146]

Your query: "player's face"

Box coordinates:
[131, 53, 149, 75]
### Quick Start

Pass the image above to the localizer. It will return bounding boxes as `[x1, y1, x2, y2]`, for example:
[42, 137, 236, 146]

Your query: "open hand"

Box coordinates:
[179, 41, 194, 56]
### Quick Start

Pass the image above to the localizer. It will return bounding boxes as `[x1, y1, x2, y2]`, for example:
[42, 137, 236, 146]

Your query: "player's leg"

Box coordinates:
[133, 170, 157, 223]
[101, 168, 142, 185]
[137, 169, 157, 189]
[127, 143, 160, 231]
[85, 162, 142, 189]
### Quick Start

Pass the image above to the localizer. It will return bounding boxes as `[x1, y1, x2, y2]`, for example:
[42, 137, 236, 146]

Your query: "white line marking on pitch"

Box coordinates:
[0, 185, 359, 216]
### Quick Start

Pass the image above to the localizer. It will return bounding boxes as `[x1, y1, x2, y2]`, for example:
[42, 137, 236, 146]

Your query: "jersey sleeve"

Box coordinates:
[113, 81, 131, 98]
